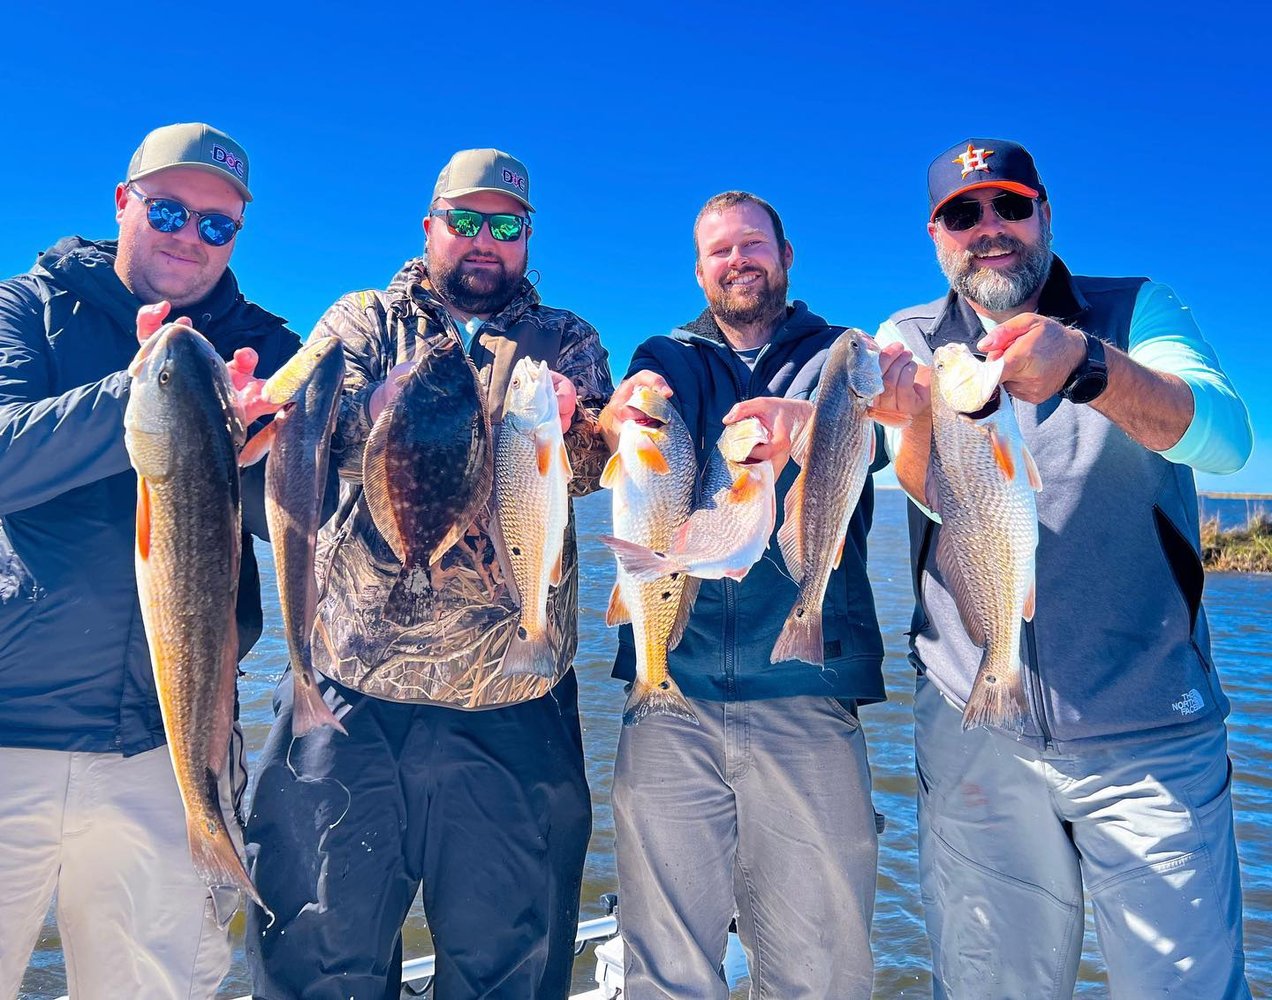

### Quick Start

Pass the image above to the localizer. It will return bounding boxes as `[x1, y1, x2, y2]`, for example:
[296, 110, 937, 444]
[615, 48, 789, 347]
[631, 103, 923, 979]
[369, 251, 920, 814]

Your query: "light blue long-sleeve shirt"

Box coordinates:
[876, 280, 1253, 479]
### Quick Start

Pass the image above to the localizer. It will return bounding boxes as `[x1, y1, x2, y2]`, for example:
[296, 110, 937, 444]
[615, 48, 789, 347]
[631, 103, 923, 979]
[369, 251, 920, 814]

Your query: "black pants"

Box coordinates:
[245, 670, 592, 1000]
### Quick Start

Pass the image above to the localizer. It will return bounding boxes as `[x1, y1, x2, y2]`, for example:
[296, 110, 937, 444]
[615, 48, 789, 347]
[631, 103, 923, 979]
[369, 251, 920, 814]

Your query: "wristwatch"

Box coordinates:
[1060, 333, 1108, 404]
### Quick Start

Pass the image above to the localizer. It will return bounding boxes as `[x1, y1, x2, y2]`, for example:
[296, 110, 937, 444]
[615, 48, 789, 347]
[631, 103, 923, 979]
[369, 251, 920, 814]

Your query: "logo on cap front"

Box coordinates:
[501, 167, 527, 193]
[953, 144, 994, 178]
[212, 144, 246, 179]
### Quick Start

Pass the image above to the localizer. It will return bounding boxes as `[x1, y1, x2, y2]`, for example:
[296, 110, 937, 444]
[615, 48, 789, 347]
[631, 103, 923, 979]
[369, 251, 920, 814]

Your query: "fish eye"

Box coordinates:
[158, 370, 171, 386]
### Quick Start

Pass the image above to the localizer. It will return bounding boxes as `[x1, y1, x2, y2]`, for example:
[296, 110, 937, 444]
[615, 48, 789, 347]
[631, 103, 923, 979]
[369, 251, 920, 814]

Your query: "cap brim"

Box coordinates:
[129, 162, 253, 203]
[434, 185, 534, 213]
[931, 181, 1038, 220]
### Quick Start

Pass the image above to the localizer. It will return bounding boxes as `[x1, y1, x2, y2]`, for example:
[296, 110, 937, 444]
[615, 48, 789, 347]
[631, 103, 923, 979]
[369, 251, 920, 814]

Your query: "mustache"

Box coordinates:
[965, 235, 1027, 259]
[723, 266, 766, 284]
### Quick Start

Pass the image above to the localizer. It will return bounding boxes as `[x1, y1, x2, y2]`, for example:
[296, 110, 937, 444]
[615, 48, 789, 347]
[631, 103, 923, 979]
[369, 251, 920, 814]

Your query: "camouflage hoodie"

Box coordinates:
[309, 259, 613, 708]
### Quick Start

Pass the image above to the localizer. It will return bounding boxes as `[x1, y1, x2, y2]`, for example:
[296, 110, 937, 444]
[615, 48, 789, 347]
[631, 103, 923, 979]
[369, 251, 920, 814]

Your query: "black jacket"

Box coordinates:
[0, 237, 299, 754]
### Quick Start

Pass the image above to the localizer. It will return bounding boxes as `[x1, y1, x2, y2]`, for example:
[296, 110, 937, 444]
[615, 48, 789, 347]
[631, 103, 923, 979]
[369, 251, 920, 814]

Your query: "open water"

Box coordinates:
[20, 490, 1271, 998]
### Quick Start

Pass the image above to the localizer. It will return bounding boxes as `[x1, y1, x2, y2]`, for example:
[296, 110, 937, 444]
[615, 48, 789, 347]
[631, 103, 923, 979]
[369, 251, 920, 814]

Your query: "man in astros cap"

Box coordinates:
[875, 137, 1253, 996]
[246, 149, 614, 1000]
[0, 122, 300, 996]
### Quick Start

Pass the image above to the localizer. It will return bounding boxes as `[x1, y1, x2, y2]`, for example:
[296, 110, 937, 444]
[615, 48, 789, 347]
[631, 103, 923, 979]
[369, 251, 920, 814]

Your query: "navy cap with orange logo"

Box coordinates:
[929, 139, 1046, 220]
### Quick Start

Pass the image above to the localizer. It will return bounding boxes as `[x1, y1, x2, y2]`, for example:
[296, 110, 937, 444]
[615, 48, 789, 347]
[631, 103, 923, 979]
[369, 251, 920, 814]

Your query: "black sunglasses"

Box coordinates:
[937, 192, 1036, 232]
[127, 184, 243, 247]
[429, 208, 530, 242]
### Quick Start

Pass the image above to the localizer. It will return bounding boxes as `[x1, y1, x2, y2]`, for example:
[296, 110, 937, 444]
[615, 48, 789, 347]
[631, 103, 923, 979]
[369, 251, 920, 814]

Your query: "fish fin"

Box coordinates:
[605, 580, 631, 627]
[600, 452, 623, 489]
[536, 433, 553, 476]
[601, 535, 674, 582]
[136, 479, 152, 562]
[789, 412, 815, 468]
[361, 412, 406, 561]
[188, 775, 266, 911]
[635, 436, 670, 474]
[729, 469, 764, 505]
[238, 419, 277, 467]
[935, 527, 986, 648]
[771, 602, 824, 666]
[1022, 444, 1043, 492]
[923, 454, 943, 517]
[502, 621, 557, 678]
[292, 666, 346, 738]
[487, 506, 521, 606]
[961, 650, 1028, 733]
[623, 675, 699, 727]
[776, 470, 807, 584]
[989, 426, 1016, 480]
[549, 547, 564, 587]
[427, 519, 470, 568]
[865, 405, 912, 428]
[559, 442, 573, 480]
[668, 576, 701, 651]
[1022, 580, 1036, 622]
[832, 533, 846, 571]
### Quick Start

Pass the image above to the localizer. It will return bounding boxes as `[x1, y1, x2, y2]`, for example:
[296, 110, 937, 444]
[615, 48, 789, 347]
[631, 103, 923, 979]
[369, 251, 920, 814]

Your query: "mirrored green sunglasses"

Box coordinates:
[430, 208, 529, 242]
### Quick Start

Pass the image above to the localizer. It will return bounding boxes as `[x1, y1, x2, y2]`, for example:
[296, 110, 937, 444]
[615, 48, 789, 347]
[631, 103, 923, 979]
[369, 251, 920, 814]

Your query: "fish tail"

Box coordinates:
[599, 535, 681, 582]
[771, 602, 824, 666]
[622, 676, 699, 727]
[291, 666, 346, 738]
[502, 622, 556, 678]
[961, 650, 1029, 733]
[383, 561, 428, 624]
[188, 772, 264, 910]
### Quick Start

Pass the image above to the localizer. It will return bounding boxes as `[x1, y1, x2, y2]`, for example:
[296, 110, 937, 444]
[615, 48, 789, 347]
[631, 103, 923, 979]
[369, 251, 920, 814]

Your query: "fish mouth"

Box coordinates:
[958, 386, 1002, 419]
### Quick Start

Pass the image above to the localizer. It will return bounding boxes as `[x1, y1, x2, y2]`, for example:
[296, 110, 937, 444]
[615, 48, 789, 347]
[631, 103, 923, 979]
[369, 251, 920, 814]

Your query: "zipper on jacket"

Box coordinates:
[1024, 621, 1053, 749]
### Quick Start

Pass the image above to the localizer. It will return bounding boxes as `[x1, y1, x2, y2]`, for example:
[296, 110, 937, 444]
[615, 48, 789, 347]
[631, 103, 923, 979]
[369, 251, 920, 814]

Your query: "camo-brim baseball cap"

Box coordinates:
[127, 123, 252, 203]
[929, 138, 1045, 220]
[431, 148, 534, 213]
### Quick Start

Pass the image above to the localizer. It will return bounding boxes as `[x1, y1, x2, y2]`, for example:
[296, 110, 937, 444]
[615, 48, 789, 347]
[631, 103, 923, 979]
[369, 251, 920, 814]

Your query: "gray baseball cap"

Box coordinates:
[431, 148, 534, 212]
[126, 123, 253, 203]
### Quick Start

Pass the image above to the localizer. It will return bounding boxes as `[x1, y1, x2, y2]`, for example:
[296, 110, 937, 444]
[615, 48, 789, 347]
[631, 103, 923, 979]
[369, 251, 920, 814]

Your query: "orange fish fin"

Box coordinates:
[559, 442, 573, 480]
[536, 434, 552, 476]
[990, 427, 1016, 480]
[1022, 444, 1042, 492]
[729, 470, 763, 504]
[550, 546, 564, 587]
[1022, 580, 1037, 622]
[832, 533, 846, 571]
[865, 405, 912, 428]
[606, 582, 630, 627]
[635, 436, 670, 474]
[776, 469, 806, 585]
[600, 451, 623, 489]
[238, 419, 277, 467]
[136, 479, 152, 561]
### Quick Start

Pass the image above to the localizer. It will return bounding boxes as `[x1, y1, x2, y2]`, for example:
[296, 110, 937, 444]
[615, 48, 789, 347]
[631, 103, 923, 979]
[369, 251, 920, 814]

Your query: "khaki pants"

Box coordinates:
[0, 738, 245, 1000]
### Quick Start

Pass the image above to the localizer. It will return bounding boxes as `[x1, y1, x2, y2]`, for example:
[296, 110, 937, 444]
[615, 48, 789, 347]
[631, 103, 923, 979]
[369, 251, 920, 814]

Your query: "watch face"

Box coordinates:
[1066, 370, 1108, 404]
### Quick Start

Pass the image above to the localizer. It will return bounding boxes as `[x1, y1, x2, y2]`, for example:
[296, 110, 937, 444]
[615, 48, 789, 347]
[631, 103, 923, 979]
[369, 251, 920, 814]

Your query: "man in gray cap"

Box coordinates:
[246, 148, 614, 999]
[0, 122, 299, 997]
[877, 138, 1253, 996]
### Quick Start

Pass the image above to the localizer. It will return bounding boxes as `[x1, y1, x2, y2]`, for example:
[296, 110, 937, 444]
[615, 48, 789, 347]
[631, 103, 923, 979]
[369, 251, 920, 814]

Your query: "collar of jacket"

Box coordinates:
[386, 257, 543, 334]
[928, 254, 1092, 349]
[671, 300, 834, 352]
[31, 236, 286, 346]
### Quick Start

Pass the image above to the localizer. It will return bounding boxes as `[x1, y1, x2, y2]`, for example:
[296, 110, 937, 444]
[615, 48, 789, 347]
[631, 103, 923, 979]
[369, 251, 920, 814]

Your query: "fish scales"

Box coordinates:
[124, 323, 262, 907]
[772, 329, 883, 666]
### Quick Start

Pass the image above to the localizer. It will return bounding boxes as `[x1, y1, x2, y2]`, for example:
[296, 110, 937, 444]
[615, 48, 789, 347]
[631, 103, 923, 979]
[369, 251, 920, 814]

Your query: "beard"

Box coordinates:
[937, 218, 1053, 313]
[706, 265, 789, 327]
[428, 245, 526, 316]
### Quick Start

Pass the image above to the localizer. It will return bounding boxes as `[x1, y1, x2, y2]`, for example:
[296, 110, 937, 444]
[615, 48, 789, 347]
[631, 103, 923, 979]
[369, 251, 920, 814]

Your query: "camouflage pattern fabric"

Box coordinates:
[309, 259, 614, 707]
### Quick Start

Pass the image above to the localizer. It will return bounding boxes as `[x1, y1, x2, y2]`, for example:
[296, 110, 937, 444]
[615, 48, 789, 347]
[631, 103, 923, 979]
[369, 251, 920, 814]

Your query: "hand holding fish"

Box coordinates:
[550, 370, 577, 434]
[876, 342, 930, 419]
[722, 397, 812, 477]
[976, 313, 1087, 404]
[599, 370, 674, 450]
[135, 301, 191, 343]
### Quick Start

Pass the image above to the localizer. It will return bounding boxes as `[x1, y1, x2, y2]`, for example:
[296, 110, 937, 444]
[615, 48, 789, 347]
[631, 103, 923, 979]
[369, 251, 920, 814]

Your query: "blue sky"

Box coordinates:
[4, 2, 1267, 491]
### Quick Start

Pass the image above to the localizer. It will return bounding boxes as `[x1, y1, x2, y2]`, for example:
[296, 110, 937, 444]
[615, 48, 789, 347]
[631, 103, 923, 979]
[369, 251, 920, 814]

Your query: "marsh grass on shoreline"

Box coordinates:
[1203, 515, 1272, 573]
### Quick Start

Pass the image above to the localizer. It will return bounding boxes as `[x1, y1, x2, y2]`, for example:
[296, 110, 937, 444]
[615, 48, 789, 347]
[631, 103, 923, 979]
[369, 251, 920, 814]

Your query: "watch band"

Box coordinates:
[1060, 333, 1108, 404]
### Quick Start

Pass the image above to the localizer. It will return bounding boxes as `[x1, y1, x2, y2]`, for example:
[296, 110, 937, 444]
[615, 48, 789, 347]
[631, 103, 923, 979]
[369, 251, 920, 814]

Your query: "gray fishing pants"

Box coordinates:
[915, 676, 1249, 999]
[613, 694, 878, 999]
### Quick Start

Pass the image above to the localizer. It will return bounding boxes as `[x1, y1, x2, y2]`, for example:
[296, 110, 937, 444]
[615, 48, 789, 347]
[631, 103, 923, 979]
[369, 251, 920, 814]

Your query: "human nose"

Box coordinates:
[470, 220, 498, 249]
[727, 244, 749, 266]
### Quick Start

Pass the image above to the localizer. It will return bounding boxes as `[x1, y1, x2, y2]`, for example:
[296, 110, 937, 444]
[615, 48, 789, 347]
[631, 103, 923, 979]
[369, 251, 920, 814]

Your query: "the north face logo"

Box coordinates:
[212, 144, 246, 179]
[1171, 689, 1205, 716]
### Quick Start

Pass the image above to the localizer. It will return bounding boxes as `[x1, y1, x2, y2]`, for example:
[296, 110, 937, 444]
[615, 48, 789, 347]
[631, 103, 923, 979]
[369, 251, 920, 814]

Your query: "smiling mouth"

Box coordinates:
[724, 271, 762, 288]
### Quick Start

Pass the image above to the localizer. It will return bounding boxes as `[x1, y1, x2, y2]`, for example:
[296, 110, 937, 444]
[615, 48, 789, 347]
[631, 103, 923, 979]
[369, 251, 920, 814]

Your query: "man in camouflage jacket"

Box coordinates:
[246, 149, 613, 1000]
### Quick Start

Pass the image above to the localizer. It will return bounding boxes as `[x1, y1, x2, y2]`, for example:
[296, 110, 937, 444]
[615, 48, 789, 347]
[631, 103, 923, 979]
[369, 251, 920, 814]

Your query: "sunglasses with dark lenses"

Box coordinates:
[937, 192, 1036, 232]
[430, 209, 529, 242]
[128, 185, 243, 247]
